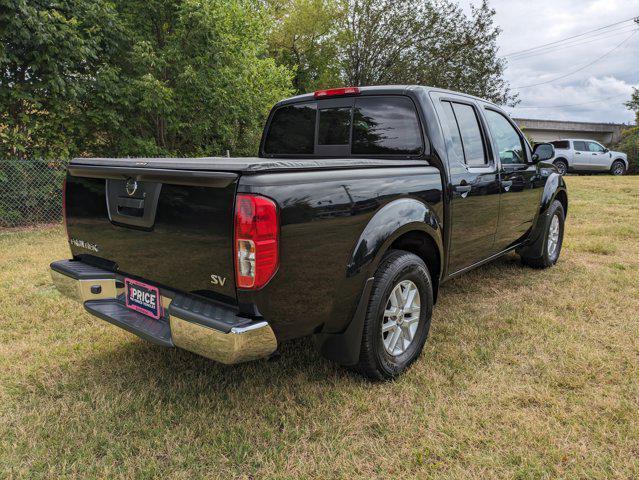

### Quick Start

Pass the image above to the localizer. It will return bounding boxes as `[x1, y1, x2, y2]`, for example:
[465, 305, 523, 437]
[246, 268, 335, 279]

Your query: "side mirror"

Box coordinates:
[604, 148, 610, 153]
[532, 143, 555, 163]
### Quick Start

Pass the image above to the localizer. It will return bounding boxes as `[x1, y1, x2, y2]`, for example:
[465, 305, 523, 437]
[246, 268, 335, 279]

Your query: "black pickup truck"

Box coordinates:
[51, 86, 567, 379]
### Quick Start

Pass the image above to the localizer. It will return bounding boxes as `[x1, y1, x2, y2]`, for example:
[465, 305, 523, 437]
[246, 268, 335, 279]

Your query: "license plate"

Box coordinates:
[125, 278, 162, 319]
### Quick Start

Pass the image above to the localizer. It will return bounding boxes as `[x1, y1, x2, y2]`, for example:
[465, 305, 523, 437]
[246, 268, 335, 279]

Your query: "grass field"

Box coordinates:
[1, 176, 638, 479]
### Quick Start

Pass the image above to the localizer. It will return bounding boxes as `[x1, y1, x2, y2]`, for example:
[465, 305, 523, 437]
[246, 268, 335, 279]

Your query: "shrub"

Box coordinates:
[612, 127, 639, 174]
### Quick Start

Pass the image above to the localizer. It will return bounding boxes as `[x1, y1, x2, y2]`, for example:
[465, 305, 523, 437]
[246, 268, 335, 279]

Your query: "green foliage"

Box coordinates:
[1, 0, 292, 158]
[613, 126, 639, 173]
[625, 87, 639, 125]
[266, 0, 344, 93]
[265, 0, 516, 104]
[614, 89, 639, 173]
[108, 0, 293, 156]
[1, 0, 515, 159]
[336, 0, 516, 105]
[0, 0, 123, 159]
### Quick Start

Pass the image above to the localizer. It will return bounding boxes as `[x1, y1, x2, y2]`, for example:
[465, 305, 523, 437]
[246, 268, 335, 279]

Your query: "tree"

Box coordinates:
[1, 0, 517, 159]
[105, 0, 293, 157]
[625, 87, 639, 125]
[616, 88, 639, 173]
[337, 0, 516, 105]
[266, 0, 343, 93]
[1, 0, 293, 159]
[0, 0, 124, 158]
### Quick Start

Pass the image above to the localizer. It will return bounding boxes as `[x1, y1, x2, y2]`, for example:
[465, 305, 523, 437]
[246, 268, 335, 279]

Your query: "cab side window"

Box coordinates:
[440, 101, 487, 166]
[484, 109, 526, 165]
[573, 141, 588, 152]
[551, 140, 569, 150]
[352, 97, 423, 155]
[587, 141, 605, 153]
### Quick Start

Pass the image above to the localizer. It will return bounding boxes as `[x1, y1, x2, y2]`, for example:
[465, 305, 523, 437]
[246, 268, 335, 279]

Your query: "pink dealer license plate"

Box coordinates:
[125, 278, 162, 320]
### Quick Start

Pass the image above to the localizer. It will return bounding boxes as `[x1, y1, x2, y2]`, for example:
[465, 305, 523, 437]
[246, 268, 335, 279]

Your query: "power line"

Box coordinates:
[501, 15, 638, 58]
[502, 17, 639, 58]
[506, 25, 639, 62]
[514, 93, 628, 109]
[513, 31, 638, 89]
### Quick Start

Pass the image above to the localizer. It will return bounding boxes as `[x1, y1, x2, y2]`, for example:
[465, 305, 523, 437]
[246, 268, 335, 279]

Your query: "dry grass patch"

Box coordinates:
[1, 175, 638, 479]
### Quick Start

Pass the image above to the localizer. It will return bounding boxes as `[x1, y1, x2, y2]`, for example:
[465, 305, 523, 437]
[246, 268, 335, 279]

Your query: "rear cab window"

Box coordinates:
[263, 103, 316, 155]
[551, 140, 569, 150]
[263, 95, 424, 157]
[318, 107, 351, 145]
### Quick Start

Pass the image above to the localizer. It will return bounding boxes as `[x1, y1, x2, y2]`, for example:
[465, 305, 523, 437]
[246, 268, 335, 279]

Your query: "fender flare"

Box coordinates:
[539, 172, 566, 214]
[518, 172, 567, 259]
[316, 198, 444, 366]
[613, 157, 629, 170]
[346, 197, 444, 279]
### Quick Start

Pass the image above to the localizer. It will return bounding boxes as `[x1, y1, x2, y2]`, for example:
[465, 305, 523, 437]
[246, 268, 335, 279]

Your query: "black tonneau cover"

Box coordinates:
[70, 157, 429, 174]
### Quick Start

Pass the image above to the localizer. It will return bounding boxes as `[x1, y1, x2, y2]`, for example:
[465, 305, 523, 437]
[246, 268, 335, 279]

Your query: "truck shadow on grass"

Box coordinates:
[64, 251, 539, 401]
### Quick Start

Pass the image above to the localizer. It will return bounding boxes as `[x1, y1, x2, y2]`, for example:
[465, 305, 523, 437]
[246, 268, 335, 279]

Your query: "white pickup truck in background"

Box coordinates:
[550, 139, 628, 175]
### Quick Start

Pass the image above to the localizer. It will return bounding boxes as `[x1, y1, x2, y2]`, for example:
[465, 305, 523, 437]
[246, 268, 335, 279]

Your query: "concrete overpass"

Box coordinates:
[513, 118, 629, 145]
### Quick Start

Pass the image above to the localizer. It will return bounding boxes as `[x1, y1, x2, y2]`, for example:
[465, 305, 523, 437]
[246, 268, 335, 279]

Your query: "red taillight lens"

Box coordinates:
[234, 194, 279, 289]
[314, 87, 360, 98]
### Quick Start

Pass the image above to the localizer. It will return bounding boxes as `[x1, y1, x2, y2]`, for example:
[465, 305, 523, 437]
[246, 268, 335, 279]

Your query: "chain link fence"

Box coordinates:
[0, 159, 69, 229]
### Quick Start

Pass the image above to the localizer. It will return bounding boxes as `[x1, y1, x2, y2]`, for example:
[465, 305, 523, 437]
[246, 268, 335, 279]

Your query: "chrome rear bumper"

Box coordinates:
[50, 260, 277, 364]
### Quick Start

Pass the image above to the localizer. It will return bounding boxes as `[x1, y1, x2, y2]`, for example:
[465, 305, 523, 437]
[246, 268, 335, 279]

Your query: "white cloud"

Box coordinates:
[461, 0, 639, 123]
[504, 76, 637, 122]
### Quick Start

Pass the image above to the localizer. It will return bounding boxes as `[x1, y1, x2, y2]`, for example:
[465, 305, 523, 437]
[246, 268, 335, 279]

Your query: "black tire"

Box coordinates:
[521, 200, 565, 269]
[355, 250, 433, 380]
[553, 159, 568, 176]
[610, 160, 625, 176]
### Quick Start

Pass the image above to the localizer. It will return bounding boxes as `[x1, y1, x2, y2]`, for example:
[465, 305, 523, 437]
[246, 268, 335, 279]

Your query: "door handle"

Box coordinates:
[454, 185, 471, 198]
[501, 180, 513, 192]
[575, 152, 581, 155]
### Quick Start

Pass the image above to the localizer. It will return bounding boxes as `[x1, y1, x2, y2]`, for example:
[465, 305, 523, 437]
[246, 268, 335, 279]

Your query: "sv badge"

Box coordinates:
[210, 274, 227, 287]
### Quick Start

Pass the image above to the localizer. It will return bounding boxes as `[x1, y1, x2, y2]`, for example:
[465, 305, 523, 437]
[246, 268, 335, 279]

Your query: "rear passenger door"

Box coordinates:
[434, 96, 500, 273]
[571, 141, 590, 169]
[482, 107, 541, 250]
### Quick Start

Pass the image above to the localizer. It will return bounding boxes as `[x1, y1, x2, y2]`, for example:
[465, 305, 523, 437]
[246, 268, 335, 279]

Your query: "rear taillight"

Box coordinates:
[314, 87, 360, 98]
[234, 194, 279, 289]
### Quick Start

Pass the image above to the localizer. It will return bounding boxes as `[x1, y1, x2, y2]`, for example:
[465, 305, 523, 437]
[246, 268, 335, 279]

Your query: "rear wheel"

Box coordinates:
[553, 159, 568, 175]
[355, 250, 433, 380]
[611, 160, 625, 176]
[521, 200, 565, 269]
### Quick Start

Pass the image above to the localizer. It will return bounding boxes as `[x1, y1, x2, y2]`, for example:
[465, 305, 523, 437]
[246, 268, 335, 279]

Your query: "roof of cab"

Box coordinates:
[275, 85, 495, 108]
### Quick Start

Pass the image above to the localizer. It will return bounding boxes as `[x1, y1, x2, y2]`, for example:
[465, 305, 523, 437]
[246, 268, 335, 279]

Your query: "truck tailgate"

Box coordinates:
[65, 160, 239, 301]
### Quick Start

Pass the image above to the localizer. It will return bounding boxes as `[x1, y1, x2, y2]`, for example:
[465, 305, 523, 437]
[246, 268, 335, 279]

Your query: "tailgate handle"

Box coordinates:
[117, 196, 145, 209]
[106, 179, 162, 229]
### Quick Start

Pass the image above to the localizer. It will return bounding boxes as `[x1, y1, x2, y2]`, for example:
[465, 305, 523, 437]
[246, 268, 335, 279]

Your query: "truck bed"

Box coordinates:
[70, 157, 430, 174]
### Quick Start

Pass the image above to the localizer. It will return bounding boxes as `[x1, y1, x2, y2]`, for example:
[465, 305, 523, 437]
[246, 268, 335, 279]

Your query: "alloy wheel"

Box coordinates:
[381, 280, 421, 356]
[547, 214, 560, 257]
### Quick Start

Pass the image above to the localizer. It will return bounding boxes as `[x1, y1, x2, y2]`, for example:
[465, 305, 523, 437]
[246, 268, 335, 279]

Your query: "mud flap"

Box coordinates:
[314, 277, 374, 366]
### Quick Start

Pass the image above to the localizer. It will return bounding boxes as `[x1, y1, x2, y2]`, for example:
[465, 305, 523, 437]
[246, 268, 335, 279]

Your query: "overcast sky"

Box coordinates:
[461, 0, 639, 124]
